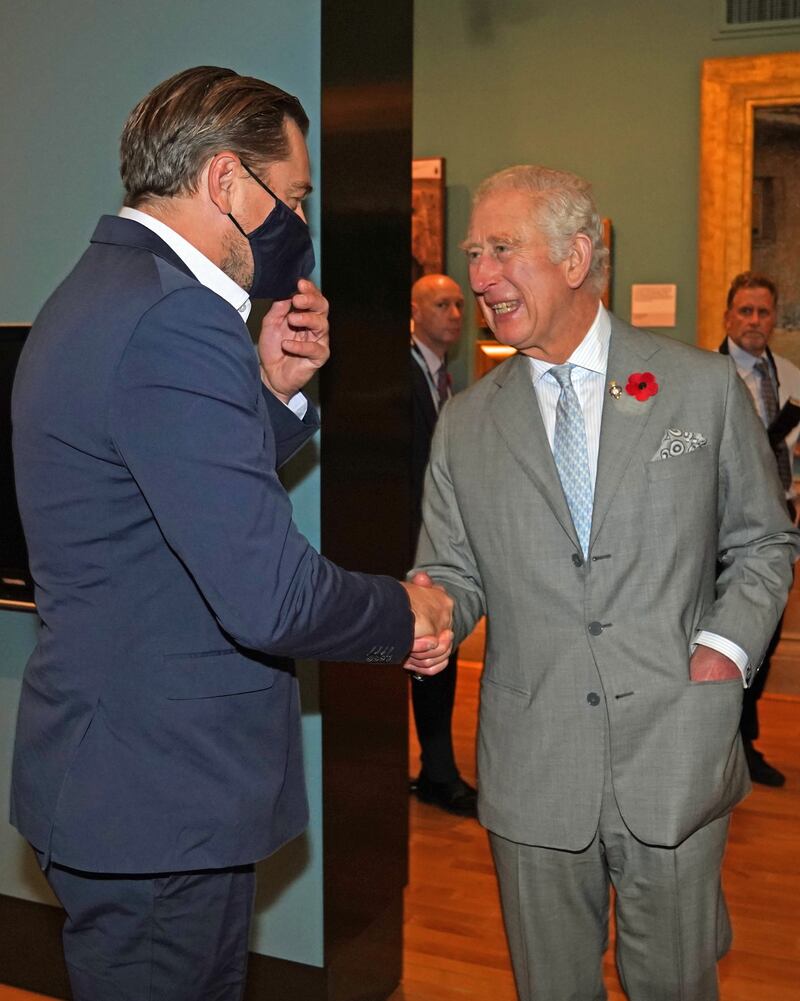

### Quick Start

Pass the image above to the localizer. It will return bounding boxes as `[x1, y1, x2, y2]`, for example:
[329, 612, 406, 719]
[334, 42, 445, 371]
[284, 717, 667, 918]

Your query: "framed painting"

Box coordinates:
[412, 157, 446, 280]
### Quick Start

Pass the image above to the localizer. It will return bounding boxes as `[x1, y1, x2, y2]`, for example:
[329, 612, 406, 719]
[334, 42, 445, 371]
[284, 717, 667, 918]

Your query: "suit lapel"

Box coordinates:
[591, 318, 662, 546]
[489, 353, 579, 546]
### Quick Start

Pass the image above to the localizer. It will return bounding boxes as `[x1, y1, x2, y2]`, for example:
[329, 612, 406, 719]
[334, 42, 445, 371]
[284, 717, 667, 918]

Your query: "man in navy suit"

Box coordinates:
[10, 66, 452, 1001]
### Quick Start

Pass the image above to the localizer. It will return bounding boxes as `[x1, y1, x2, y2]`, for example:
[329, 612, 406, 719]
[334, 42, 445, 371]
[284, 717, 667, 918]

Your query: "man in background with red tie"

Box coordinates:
[409, 274, 477, 815]
[720, 270, 800, 786]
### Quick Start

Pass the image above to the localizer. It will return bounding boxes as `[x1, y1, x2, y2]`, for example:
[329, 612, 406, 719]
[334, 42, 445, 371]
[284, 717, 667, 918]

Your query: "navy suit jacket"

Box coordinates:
[11, 215, 413, 873]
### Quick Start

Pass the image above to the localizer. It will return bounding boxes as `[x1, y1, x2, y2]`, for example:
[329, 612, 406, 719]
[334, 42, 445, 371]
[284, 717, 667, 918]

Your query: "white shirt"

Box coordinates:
[528, 302, 609, 491]
[528, 304, 749, 684]
[118, 207, 306, 418]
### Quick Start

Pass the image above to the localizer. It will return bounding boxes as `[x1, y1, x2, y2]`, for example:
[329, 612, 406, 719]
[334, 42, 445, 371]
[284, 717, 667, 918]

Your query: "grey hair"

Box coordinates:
[474, 165, 609, 294]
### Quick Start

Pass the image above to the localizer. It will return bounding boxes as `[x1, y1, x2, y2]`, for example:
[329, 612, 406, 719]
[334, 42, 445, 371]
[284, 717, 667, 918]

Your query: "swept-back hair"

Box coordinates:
[726, 271, 778, 309]
[120, 65, 308, 206]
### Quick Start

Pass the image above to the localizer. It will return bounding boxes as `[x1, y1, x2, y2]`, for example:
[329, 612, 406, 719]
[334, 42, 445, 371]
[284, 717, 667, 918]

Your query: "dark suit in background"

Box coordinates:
[408, 272, 476, 817]
[719, 270, 800, 787]
[410, 349, 462, 784]
[411, 345, 439, 539]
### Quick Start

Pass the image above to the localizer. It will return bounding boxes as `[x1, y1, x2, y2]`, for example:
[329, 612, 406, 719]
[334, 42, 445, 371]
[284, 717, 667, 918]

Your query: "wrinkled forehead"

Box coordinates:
[465, 189, 541, 246]
[730, 286, 776, 310]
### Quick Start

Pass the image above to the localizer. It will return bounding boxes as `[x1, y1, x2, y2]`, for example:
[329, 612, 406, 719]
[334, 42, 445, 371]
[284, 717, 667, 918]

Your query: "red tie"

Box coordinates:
[436, 363, 450, 408]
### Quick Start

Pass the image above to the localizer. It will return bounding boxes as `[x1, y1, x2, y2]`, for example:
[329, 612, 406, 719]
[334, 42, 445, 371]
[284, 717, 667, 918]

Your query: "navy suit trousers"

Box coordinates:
[38, 851, 256, 1001]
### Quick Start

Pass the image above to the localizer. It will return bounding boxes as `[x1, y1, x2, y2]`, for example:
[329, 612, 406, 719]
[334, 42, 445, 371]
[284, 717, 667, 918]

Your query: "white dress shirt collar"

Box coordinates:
[118, 206, 251, 321]
[527, 302, 610, 384]
[412, 336, 445, 378]
[726, 336, 765, 375]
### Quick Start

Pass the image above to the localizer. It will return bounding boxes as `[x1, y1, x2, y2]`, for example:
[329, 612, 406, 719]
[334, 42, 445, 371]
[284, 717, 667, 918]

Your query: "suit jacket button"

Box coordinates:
[571, 553, 584, 567]
[588, 620, 603, 635]
[587, 692, 601, 706]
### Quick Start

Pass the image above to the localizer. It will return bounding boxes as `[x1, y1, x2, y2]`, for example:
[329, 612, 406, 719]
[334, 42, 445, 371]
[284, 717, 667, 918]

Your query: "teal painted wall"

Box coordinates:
[0, 0, 324, 966]
[414, 0, 800, 390]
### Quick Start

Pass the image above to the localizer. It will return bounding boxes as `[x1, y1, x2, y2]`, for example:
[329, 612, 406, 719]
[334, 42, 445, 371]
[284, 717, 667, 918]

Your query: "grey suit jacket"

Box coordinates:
[415, 314, 798, 850]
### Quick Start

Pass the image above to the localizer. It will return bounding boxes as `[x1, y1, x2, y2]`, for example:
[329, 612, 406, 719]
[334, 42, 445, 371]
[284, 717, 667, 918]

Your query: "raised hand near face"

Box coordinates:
[258, 278, 330, 402]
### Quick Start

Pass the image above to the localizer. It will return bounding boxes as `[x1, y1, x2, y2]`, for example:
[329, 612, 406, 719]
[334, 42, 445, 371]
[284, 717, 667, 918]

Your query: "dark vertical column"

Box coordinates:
[319, 2, 414, 1000]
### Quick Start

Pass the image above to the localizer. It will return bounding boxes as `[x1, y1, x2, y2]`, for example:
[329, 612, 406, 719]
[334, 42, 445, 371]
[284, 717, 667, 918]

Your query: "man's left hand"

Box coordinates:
[689, 645, 741, 682]
[258, 279, 330, 402]
[402, 570, 454, 675]
[403, 630, 454, 676]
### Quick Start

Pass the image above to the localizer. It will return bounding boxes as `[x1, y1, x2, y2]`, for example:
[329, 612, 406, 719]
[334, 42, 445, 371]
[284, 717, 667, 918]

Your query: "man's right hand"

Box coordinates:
[402, 573, 453, 637]
[401, 573, 454, 676]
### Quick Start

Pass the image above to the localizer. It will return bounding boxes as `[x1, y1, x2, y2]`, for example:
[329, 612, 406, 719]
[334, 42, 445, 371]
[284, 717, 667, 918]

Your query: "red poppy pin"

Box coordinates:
[624, 371, 658, 402]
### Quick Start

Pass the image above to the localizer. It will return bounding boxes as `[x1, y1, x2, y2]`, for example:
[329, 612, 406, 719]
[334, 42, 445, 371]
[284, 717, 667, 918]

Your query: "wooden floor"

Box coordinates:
[3, 651, 799, 1001]
[391, 670, 800, 1000]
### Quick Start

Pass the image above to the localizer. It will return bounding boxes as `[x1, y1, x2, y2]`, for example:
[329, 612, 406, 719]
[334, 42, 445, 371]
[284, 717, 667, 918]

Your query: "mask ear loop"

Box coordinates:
[240, 161, 281, 203]
[227, 213, 248, 237]
[228, 161, 280, 237]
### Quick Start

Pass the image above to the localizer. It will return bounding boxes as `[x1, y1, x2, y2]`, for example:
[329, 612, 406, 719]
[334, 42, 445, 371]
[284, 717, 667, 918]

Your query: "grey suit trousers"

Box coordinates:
[489, 755, 731, 1001]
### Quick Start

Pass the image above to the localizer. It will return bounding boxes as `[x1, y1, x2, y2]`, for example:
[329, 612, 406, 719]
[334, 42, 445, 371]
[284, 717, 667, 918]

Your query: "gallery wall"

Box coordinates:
[414, 0, 800, 389]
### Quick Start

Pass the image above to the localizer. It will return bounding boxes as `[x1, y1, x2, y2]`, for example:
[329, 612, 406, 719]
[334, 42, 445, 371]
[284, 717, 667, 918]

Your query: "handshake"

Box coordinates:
[401, 572, 454, 677]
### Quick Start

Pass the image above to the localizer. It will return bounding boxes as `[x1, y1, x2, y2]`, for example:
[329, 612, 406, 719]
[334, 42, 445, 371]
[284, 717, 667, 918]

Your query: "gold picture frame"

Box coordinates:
[412, 157, 446, 280]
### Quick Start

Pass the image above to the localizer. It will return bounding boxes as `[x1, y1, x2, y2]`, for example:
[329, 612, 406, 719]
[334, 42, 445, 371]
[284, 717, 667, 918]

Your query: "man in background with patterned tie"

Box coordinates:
[413, 166, 798, 1000]
[719, 270, 800, 787]
[409, 274, 478, 816]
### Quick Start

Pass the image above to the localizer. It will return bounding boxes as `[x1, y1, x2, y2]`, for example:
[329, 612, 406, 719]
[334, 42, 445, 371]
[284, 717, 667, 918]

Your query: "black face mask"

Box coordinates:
[228, 161, 315, 300]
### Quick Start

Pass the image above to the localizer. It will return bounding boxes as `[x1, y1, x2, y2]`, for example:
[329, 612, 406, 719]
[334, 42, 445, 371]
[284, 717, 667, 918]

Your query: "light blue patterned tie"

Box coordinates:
[549, 364, 593, 556]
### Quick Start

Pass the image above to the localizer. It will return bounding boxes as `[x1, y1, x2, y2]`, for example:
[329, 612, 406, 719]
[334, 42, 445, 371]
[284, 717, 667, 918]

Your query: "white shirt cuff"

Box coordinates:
[692, 631, 750, 687]
[286, 392, 308, 419]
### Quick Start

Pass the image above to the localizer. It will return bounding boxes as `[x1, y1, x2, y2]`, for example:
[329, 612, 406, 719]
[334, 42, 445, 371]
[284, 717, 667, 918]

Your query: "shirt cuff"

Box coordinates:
[692, 631, 750, 687]
[286, 392, 308, 419]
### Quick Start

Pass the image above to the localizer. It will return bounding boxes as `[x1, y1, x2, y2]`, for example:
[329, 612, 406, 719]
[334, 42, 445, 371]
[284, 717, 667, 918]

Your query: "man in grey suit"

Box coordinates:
[413, 165, 798, 1000]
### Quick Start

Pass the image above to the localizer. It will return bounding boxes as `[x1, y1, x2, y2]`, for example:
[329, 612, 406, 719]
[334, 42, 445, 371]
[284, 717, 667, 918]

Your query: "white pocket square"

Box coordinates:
[651, 427, 708, 462]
